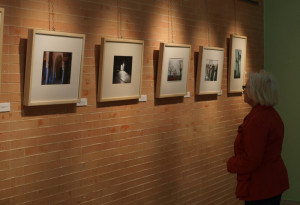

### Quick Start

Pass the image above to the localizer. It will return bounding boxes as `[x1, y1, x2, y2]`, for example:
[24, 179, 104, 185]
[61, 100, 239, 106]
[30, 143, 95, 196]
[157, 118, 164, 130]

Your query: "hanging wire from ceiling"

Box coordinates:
[118, 0, 123, 39]
[48, 0, 50, 31]
[169, 0, 174, 43]
[234, 0, 237, 35]
[48, 0, 55, 31]
[204, 0, 210, 47]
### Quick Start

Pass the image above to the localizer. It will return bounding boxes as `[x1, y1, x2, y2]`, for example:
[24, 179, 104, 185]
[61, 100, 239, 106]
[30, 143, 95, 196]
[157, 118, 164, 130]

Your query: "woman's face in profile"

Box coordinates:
[243, 81, 254, 106]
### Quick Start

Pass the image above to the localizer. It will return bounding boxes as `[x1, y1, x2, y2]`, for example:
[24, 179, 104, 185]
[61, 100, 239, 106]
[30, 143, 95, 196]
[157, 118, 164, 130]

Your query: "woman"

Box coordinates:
[227, 71, 289, 205]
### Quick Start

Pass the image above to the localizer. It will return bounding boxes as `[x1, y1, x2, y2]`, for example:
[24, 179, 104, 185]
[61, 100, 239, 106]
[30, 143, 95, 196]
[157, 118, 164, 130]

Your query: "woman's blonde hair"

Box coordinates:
[246, 71, 279, 106]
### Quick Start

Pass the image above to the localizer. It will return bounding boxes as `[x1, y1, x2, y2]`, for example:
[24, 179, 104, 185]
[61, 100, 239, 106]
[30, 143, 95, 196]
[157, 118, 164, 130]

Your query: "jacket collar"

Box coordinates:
[244, 104, 272, 121]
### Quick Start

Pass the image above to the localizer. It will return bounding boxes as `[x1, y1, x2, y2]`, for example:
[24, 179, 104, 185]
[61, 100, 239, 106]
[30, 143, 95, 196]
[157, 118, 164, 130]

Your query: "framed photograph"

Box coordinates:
[24, 29, 85, 106]
[228, 34, 247, 93]
[196, 46, 224, 95]
[156, 43, 191, 98]
[0, 8, 4, 88]
[97, 38, 144, 102]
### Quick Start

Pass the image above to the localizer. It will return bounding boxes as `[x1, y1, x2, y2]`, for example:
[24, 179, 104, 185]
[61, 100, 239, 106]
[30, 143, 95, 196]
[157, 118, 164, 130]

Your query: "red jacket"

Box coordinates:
[227, 105, 289, 201]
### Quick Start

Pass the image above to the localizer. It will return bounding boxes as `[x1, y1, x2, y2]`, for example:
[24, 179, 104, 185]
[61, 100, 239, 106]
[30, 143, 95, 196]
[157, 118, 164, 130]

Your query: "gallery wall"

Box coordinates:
[0, 0, 263, 204]
[264, 0, 300, 202]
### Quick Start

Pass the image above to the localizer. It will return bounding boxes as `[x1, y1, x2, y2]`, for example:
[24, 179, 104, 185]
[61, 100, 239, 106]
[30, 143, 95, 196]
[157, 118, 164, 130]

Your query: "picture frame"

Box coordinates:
[0, 8, 4, 89]
[97, 38, 144, 102]
[24, 29, 85, 106]
[156, 43, 191, 98]
[228, 34, 247, 93]
[196, 46, 224, 95]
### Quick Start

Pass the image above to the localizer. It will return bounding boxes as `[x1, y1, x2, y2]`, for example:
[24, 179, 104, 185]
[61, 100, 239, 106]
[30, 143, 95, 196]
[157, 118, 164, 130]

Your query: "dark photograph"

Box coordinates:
[234, 49, 242, 79]
[167, 58, 183, 81]
[112, 56, 133, 84]
[41, 51, 72, 85]
[205, 59, 218, 81]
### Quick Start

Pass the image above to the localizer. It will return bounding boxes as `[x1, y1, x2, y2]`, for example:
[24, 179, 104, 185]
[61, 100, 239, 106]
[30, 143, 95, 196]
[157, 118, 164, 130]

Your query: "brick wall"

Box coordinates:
[0, 0, 263, 204]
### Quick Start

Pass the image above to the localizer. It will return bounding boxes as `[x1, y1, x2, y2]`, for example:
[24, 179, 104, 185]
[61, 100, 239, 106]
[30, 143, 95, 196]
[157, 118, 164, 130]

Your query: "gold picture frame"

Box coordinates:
[24, 29, 85, 106]
[196, 46, 224, 95]
[156, 43, 191, 98]
[97, 38, 144, 102]
[0, 8, 4, 89]
[228, 34, 247, 93]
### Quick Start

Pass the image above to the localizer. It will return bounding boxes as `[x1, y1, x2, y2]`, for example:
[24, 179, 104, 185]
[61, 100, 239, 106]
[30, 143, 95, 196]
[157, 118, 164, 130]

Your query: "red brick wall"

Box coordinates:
[0, 0, 263, 204]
